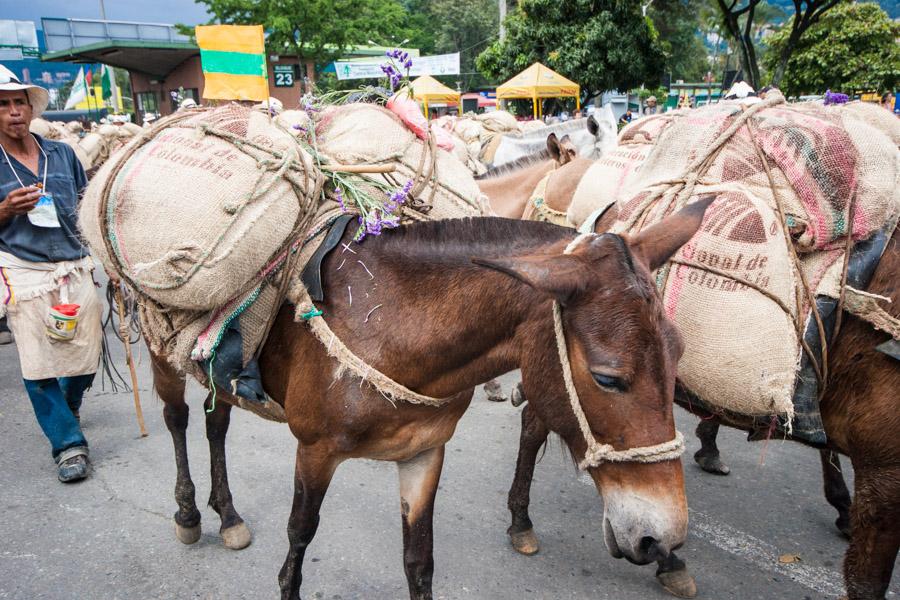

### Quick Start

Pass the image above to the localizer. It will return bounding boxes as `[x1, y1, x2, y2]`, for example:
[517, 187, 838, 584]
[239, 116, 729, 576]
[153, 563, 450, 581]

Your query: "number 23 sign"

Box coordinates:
[273, 65, 294, 87]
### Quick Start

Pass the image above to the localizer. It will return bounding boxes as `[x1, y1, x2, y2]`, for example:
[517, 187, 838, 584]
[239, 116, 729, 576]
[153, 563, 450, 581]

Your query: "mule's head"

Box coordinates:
[475, 198, 712, 565]
[547, 132, 578, 166]
[585, 104, 618, 158]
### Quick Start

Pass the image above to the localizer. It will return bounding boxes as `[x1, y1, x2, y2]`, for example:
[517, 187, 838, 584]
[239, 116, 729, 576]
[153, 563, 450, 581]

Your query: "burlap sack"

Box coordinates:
[568, 94, 899, 419]
[80, 103, 317, 311]
[58, 136, 93, 171]
[476, 110, 519, 134]
[315, 103, 485, 221]
[834, 101, 900, 148]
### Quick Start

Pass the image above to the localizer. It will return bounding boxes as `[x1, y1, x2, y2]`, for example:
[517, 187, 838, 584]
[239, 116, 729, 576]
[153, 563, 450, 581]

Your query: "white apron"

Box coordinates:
[0, 251, 102, 380]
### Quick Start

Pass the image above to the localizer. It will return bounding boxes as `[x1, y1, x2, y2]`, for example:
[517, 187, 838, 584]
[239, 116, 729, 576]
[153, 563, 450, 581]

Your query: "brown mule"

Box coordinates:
[148, 210, 711, 600]
[501, 165, 900, 599]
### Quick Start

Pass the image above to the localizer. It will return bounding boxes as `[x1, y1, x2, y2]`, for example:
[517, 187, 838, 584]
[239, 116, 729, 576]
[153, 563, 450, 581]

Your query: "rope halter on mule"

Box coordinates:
[556, 234, 686, 471]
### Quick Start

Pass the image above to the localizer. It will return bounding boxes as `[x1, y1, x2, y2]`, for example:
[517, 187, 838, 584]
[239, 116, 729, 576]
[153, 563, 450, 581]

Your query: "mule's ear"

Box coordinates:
[546, 132, 561, 161]
[587, 114, 599, 136]
[629, 196, 715, 271]
[472, 254, 582, 305]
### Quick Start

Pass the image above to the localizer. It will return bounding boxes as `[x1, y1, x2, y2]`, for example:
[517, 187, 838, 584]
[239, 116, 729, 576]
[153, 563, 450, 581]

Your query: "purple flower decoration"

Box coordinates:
[291, 124, 306, 132]
[335, 187, 347, 212]
[824, 90, 849, 105]
[384, 179, 414, 213]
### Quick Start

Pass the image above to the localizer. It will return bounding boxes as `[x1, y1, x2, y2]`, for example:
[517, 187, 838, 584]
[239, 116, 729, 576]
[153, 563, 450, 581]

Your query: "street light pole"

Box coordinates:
[499, 0, 507, 41]
[99, 0, 107, 20]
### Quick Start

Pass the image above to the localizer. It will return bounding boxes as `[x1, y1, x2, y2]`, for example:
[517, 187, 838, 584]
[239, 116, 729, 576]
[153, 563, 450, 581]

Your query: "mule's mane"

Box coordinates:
[475, 150, 551, 180]
[378, 217, 570, 263]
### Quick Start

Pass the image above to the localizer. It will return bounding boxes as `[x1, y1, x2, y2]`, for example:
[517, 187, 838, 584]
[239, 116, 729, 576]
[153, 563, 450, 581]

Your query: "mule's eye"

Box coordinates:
[592, 373, 626, 392]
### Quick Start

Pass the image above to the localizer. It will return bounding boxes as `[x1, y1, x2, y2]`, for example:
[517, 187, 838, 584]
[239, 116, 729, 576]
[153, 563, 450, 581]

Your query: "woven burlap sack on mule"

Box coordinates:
[618, 185, 802, 418]
[80, 103, 317, 311]
[315, 103, 485, 220]
[604, 96, 898, 419]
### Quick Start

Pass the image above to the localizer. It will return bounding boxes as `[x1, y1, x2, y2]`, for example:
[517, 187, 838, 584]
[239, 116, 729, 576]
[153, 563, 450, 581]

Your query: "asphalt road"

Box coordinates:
[1, 290, 897, 600]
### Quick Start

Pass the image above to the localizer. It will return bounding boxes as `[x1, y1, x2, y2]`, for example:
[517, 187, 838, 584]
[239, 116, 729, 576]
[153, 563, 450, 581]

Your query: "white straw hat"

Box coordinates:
[0, 64, 50, 117]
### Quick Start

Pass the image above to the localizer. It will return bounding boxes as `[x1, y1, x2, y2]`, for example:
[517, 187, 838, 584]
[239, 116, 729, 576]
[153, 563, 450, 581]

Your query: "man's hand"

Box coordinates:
[0, 186, 41, 220]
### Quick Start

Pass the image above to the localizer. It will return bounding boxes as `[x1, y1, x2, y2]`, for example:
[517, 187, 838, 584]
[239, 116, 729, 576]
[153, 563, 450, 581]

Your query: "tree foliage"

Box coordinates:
[648, 0, 710, 82]
[427, 0, 499, 88]
[476, 0, 665, 96]
[763, 1, 900, 96]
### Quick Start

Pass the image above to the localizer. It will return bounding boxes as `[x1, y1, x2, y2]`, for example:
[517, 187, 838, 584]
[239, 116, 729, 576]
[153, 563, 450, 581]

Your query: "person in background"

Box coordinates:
[0, 314, 11, 344]
[643, 96, 658, 115]
[881, 92, 895, 113]
[0, 64, 103, 483]
[618, 108, 634, 126]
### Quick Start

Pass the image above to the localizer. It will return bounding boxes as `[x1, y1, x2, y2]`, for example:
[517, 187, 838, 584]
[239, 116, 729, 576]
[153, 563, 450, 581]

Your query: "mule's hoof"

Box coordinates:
[221, 522, 252, 550]
[509, 529, 539, 555]
[657, 567, 697, 599]
[510, 385, 526, 407]
[175, 522, 201, 545]
[835, 516, 851, 540]
[694, 452, 730, 476]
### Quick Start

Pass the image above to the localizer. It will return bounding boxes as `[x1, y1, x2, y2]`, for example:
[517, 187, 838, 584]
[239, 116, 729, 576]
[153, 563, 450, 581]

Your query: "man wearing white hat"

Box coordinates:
[0, 64, 102, 482]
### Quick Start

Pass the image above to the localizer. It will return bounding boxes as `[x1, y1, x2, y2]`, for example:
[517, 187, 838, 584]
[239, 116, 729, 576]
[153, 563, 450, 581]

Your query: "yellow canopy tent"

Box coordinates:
[496, 63, 580, 119]
[408, 75, 460, 118]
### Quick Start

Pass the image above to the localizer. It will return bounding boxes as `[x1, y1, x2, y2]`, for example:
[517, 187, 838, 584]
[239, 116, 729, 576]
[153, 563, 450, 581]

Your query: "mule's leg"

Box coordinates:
[655, 553, 697, 599]
[507, 402, 548, 555]
[843, 464, 900, 600]
[820, 450, 852, 539]
[151, 355, 202, 544]
[204, 397, 251, 550]
[278, 445, 338, 600]
[693, 419, 730, 475]
[397, 446, 445, 600]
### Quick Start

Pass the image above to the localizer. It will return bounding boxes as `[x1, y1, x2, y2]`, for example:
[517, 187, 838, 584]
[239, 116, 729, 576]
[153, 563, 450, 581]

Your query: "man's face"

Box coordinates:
[0, 90, 33, 141]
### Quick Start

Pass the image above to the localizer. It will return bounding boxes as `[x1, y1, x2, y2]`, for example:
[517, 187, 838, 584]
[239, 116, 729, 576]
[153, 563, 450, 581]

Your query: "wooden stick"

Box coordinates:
[115, 286, 148, 438]
[320, 164, 396, 174]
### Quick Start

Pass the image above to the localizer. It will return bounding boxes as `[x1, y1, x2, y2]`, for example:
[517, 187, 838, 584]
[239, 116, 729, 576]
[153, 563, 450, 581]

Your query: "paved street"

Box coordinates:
[0, 291, 897, 600]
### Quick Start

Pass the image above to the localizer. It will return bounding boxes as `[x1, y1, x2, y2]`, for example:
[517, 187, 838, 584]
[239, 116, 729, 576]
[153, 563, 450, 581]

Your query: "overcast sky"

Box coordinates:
[6, 0, 211, 29]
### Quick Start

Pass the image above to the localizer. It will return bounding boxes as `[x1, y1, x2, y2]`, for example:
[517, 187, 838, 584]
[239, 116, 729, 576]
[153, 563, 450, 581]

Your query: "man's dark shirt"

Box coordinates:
[0, 133, 89, 262]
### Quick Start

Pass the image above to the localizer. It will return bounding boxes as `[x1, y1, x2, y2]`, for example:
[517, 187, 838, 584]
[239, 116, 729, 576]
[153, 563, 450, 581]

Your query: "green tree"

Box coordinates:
[476, 0, 665, 98]
[427, 0, 499, 89]
[763, 1, 900, 96]
[193, 0, 415, 84]
[649, 0, 710, 82]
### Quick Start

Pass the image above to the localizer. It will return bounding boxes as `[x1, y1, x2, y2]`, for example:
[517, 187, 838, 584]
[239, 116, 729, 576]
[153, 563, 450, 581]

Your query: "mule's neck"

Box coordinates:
[319, 217, 574, 399]
[478, 160, 556, 219]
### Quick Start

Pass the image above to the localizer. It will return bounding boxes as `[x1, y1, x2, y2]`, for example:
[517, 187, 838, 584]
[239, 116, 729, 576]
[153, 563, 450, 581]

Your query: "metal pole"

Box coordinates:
[499, 0, 507, 41]
[99, 0, 107, 20]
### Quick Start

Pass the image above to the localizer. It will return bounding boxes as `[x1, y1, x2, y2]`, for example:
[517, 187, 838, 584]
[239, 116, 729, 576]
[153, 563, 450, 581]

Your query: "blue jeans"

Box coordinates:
[23, 373, 94, 459]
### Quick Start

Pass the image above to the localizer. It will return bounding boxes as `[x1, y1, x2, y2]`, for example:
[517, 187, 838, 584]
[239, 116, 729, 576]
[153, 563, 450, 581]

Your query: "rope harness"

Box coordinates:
[556, 234, 686, 470]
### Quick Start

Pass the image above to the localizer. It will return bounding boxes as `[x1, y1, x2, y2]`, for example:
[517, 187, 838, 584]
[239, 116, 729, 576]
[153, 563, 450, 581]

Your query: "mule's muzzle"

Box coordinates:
[603, 518, 681, 565]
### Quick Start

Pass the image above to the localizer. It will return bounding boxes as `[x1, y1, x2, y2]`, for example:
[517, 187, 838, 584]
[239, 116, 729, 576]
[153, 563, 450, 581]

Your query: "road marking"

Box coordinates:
[688, 508, 846, 598]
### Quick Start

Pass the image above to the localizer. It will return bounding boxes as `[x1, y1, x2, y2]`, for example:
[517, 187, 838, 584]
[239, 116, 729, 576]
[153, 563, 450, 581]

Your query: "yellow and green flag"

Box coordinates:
[196, 25, 268, 102]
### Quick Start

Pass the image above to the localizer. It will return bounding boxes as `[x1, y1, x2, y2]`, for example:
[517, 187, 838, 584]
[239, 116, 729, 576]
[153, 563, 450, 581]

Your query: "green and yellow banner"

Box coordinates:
[196, 25, 268, 102]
